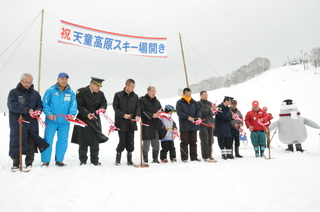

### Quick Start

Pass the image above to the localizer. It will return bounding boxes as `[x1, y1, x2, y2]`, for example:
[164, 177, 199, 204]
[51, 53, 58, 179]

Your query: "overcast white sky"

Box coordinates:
[1, 0, 320, 111]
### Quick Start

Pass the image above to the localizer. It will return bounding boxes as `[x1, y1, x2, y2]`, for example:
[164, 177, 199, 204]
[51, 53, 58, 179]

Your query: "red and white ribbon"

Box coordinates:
[96, 109, 120, 134]
[108, 125, 120, 136]
[57, 114, 87, 127]
[158, 111, 171, 121]
[173, 130, 180, 140]
[18, 119, 30, 124]
[212, 108, 222, 115]
[30, 111, 47, 128]
[258, 119, 269, 126]
[233, 114, 243, 122]
[192, 119, 202, 125]
[191, 118, 214, 127]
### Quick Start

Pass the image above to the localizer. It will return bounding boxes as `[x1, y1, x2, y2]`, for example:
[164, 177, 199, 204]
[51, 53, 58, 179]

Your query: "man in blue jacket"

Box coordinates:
[41, 72, 77, 167]
[7, 73, 49, 170]
[176, 87, 202, 163]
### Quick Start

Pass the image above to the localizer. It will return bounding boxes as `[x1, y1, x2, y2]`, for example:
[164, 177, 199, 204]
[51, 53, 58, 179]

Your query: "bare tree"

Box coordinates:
[310, 47, 320, 66]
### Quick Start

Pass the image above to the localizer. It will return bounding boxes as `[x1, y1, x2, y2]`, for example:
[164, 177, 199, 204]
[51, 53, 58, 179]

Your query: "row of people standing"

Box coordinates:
[7, 73, 273, 169]
[177, 88, 273, 161]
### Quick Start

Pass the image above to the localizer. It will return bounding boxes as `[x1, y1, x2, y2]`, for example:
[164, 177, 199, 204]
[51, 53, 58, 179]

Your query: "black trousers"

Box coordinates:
[160, 140, 176, 160]
[199, 126, 214, 159]
[232, 134, 240, 148]
[180, 131, 198, 161]
[217, 137, 232, 150]
[116, 130, 135, 153]
[11, 132, 36, 166]
[79, 135, 100, 164]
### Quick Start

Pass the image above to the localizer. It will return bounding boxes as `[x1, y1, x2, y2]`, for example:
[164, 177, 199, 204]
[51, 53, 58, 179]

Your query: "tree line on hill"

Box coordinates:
[177, 57, 271, 95]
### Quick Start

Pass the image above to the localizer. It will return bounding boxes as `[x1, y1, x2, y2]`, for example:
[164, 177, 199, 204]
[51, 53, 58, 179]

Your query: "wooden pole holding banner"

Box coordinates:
[179, 33, 189, 88]
[37, 9, 44, 93]
[134, 124, 149, 168]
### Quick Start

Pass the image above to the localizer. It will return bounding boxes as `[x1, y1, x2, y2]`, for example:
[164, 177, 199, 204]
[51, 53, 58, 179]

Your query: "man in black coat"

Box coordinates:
[230, 99, 243, 158]
[140, 86, 165, 164]
[7, 73, 49, 170]
[215, 96, 234, 160]
[113, 79, 141, 166]
[71, 77, 108, 166]
[198, 91, 216, 162]
[176, 88, 202, 162]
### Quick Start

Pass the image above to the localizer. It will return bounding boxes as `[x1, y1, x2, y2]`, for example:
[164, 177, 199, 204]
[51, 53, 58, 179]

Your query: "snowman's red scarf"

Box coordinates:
[279, 112, 300, 117]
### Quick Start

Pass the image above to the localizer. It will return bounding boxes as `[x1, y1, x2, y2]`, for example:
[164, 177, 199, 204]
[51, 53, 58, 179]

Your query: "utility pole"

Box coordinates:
[37, 9, 44, 93]
[179, 33, 189, 88]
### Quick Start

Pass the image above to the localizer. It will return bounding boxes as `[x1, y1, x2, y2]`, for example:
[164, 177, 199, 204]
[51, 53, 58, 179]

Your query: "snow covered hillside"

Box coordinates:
[1, 65, 320, 212]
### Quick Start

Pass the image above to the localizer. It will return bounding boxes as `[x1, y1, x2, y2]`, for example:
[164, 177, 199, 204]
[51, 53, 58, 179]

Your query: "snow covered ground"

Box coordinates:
[1, 65, 320, 212]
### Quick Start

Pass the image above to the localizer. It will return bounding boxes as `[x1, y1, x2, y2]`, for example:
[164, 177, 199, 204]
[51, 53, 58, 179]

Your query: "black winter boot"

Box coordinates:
[127, 152, 134, 166]
[11, 156, 19, 167]
[221, 149, 227, 160]
[259, 145, 266, 157]
[11, 156, 19, 169]
[143, 151, 148, 164]
[295, 143, 305, 152]
[285, 144, 294, 152]
[226, 149, 235, 159]
[115, 152, 121, 166]
[152, 151, 160, 163]
[254, 146, 259, 157]
[235, 147, 243, 158]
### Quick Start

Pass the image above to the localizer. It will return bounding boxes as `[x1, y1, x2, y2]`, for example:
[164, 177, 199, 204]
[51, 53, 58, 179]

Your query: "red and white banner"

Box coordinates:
[59, 20, 167, 58]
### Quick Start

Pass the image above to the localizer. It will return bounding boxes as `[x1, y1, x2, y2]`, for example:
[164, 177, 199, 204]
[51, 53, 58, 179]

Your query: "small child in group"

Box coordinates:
[160, 105, 178, 163]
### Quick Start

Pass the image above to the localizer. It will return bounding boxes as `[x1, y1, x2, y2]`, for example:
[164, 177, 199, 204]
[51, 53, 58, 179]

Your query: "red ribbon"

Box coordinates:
[233, 114, 243, 122]
[212, 108, 222, 115]
[30, 111, 47, 128]
[258, 119, 269, 126]
[96, 110, 120, 134]
[57, 114, 87, 127]
[158, 112, 171, 121]
[192, 119, 214, 128]
[17, 119, 30, 124]
[108, 125, 120, 136]
[173, 130, 180, 140]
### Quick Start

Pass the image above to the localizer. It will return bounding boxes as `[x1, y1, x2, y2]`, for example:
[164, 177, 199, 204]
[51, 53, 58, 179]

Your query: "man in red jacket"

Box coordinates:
[245, 101, 269, 157]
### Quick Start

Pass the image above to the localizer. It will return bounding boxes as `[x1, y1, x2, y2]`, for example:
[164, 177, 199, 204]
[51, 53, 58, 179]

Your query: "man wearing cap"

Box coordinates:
[41, 72, 77, 167]
[230, 99, 243, 158]
[176, 87, 202, 162]
[198, 91, 216, 162]
[215, 96, 234, 160]
[71, 77, 107, 166]
[245, 101, 269, 157]
[113, 79, 141, 166]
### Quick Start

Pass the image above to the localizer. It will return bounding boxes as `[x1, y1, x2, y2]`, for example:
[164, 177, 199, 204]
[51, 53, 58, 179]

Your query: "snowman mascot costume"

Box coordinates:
[270, 99, 320, 152]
